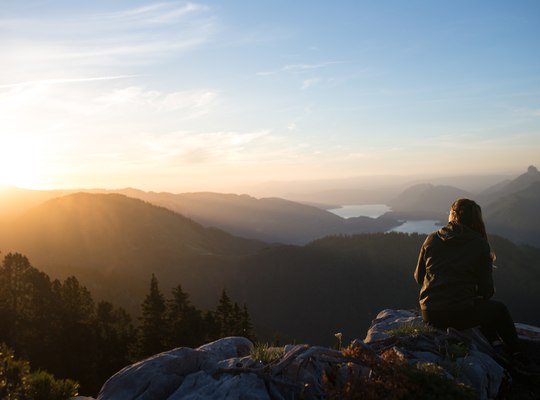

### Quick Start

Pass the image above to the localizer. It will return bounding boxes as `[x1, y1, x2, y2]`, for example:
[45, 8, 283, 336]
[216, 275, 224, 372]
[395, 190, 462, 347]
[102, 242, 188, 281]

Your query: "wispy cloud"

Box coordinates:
[256, 61, 340, 76]
[139, 130, 272, 165]
[0, 75, 138, 89]
[301, 78, 320, 90]
[106, 2, 209, 25]
[96, 86, 219, 116]
[1, 2, 216, 84]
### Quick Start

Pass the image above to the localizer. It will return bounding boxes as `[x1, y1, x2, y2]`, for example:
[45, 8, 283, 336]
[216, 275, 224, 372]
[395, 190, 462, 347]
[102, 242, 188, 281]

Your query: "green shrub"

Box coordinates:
[0, 343, 31, 399]
[0, 343, 79, 400]
[384, 322, 437, 336]
[28, 370, 80, 400]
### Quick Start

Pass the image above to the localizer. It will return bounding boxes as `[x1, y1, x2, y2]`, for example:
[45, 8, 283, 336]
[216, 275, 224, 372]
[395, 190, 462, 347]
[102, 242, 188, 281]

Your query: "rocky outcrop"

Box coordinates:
[85, 310, 540, 400]
[364, 309, 507, 400]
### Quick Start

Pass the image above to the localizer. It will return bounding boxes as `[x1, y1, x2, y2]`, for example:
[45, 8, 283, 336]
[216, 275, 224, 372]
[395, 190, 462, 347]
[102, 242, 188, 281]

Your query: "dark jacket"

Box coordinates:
[414, 222, 494, 311]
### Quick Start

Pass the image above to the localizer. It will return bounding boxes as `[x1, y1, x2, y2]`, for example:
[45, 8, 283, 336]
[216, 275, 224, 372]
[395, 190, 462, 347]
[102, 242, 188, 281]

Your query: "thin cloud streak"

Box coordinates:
[103, 2, 209, 25]
[1, 2, 216, 82]
[0, 75, 139, 89]
[256, 61, 341, 76]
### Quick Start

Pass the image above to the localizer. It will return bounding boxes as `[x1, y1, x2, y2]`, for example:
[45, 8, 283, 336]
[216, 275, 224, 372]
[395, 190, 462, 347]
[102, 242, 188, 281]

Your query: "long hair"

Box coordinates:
[449, 198, 487, 239]
[449, 198, 495, 262]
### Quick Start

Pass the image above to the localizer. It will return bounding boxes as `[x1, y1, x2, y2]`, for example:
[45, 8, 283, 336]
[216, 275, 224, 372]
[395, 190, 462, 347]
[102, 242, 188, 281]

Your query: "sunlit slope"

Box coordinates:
[0, 186, 68, 219]
[0, 193, 265, 300]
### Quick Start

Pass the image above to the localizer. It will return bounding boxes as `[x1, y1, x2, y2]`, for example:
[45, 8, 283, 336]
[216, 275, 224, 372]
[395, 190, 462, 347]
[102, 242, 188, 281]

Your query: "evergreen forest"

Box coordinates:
[0, 253, 254, 396]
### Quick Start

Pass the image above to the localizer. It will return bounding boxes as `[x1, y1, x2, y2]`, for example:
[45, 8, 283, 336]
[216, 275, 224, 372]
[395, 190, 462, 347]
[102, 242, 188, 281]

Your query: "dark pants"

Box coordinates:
[421, 299, 519, 353]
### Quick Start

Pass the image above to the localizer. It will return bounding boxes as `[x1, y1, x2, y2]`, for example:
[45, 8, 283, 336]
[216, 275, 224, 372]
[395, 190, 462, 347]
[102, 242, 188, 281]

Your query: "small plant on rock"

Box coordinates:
[323, 343, 477, 400]
[384, 322, 437, 337]
[251, 343, 284, 364]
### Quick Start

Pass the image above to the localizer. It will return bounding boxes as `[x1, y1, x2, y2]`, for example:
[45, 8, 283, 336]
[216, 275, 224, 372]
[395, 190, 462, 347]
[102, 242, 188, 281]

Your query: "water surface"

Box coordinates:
[328, 204, 391, 219]
[388, 220, 442, 234]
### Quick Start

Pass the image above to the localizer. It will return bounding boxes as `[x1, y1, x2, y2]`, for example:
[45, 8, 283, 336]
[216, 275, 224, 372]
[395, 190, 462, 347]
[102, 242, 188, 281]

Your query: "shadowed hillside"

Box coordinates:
[0, 193, 265, 311]
[387, 183, 471, 220]
[478, 165, 540, 206]
[484, 182, 540, 247]
[226, 233, 540, 345]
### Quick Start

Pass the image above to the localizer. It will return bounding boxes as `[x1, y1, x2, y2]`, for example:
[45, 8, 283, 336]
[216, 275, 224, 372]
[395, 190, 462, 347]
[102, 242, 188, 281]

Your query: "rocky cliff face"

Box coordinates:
[78, 309, 540, 400]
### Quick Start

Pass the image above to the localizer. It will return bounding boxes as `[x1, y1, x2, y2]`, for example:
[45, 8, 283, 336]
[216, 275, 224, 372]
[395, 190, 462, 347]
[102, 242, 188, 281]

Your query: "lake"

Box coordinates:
[387, 220, 442, 234]
[328, 204, 391, 219]
[328, 204, 442, 234]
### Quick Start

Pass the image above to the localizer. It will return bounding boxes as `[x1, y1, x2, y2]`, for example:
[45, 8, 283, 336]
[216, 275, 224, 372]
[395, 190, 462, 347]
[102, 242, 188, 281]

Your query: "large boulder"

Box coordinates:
[97, 337, 256, 400]
[364, 309, 508, 400]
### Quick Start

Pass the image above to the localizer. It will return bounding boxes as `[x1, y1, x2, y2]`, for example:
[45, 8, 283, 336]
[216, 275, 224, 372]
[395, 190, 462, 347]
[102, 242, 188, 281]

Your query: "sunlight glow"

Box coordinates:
[0, 134, 44, 188]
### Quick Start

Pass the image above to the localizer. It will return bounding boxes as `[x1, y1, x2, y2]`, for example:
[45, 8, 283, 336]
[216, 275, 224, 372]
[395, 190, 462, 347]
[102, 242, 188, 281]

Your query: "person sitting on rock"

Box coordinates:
[414, 198, 526, 368]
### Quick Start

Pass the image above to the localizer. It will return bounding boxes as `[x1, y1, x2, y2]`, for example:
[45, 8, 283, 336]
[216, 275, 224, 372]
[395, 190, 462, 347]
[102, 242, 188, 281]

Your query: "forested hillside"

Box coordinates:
[0, 253, 253, 396]
[223, 233, 540, 345]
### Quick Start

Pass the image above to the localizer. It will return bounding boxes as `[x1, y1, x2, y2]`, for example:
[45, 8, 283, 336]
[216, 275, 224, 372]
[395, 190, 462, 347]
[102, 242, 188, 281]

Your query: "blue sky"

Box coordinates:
[1, 1, 539, 192]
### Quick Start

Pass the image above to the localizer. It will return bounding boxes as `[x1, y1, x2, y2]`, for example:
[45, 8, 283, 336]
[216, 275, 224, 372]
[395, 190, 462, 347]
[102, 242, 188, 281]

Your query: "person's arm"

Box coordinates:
[476, 244, 495, 299]
[414, 245, 426, 285]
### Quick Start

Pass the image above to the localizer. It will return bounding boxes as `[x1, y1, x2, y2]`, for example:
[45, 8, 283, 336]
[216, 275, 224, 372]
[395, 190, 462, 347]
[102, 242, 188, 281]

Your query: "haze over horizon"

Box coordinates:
[1, 1, 539, 193]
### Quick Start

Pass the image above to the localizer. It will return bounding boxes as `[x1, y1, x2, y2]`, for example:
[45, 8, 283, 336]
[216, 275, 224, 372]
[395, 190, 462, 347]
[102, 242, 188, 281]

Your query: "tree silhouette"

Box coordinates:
[50, 276, 98, 391]
[165, 285, 204, 348]
[137, 274, 167, 358]
[95, 301, 135, 384]
[216, 289, 234, 337]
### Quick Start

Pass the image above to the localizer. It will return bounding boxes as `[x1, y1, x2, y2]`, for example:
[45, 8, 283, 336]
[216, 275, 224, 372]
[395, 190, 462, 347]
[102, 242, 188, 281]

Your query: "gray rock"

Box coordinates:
[197, 336, 253, 361]
[364, 308, 511, 400]
[98, 337, 252, 400]
[98, 347, 207, 400]
[364, 308, 424, 343]
[457, 350, 507, 400]
[169, 371, 270, 400]
[216, 355, 259, 370]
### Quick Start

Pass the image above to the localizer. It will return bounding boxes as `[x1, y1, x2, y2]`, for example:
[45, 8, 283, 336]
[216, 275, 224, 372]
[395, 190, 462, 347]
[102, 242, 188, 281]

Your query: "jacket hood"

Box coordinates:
[436, 222, 478, 242]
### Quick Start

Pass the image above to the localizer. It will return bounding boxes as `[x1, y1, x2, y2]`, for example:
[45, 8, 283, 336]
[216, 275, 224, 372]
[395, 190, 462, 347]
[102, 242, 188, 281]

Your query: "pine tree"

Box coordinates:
[202, 310, 220, 342]
[216, 289, 234, 337]
[240, 304, 255, 340]
[95, 301, 135, 384]
[137, 274, 167, 358]
[0, 253, 34, 349]
[165, 285, 205, 348]
[50, 276, 98, 392]
[231, 302, 242, 335]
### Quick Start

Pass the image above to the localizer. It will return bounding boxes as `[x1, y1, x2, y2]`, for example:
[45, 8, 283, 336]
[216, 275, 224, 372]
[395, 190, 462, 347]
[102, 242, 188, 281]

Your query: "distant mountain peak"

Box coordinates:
[527, 165, 538, 175]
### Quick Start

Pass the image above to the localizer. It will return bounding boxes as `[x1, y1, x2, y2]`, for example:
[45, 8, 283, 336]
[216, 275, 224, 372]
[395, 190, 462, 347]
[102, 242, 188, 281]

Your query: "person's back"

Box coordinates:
[415, 221, 494, 313]
[414, 198, 540, 376]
